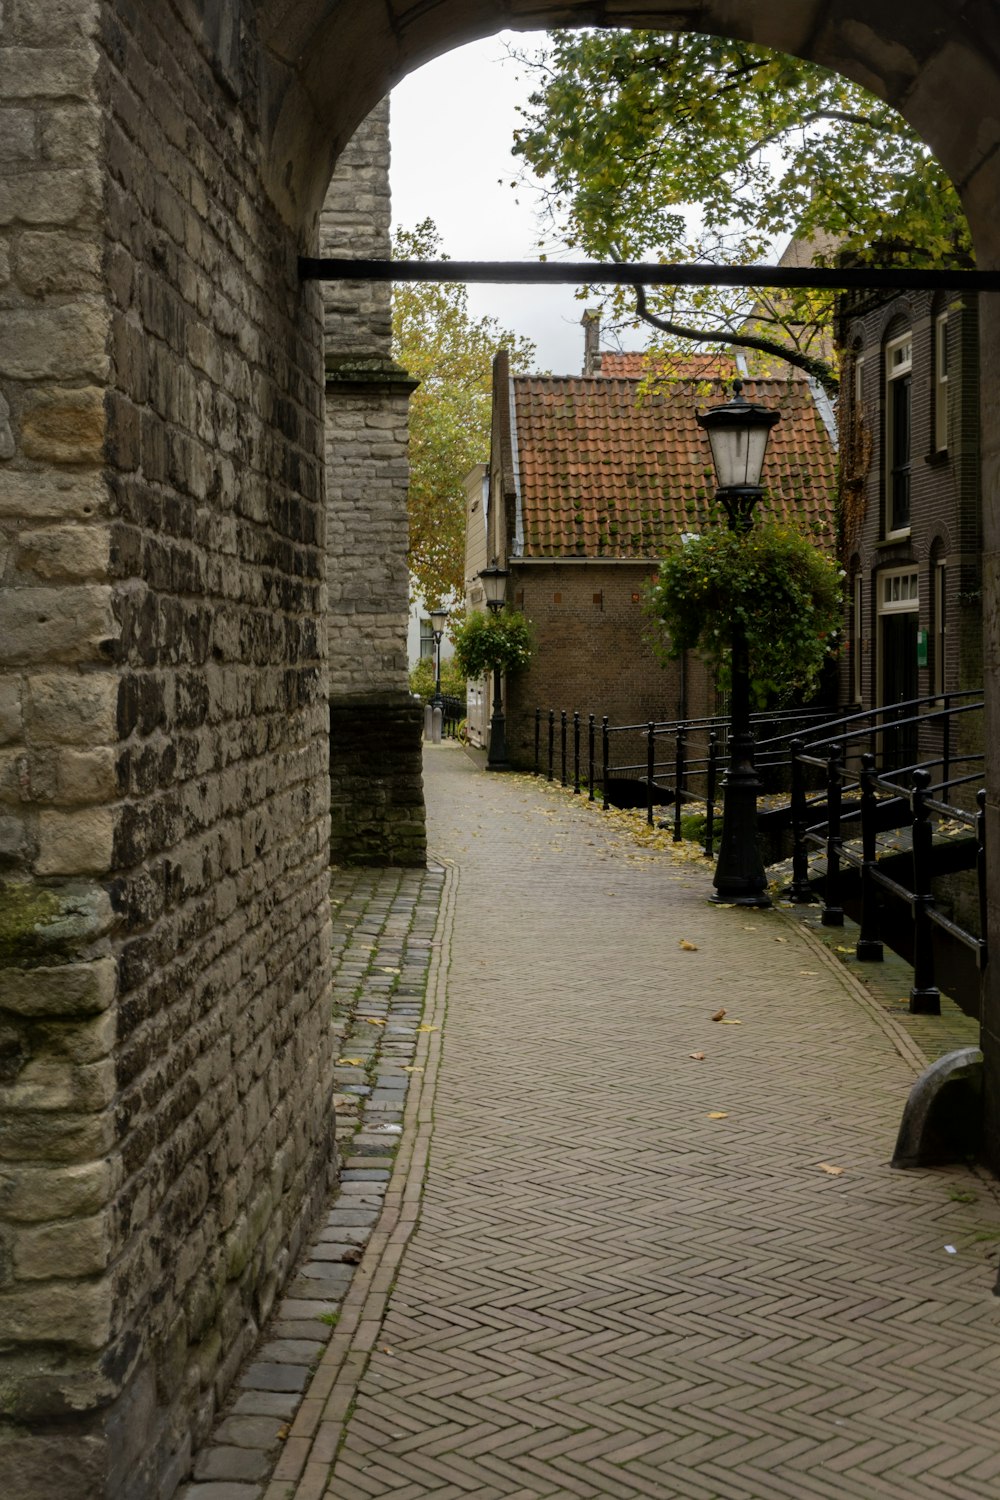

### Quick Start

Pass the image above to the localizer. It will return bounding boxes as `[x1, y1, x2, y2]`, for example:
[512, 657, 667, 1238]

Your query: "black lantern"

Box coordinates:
[696, 381, 780, 906]
[429, 607, 448, 711]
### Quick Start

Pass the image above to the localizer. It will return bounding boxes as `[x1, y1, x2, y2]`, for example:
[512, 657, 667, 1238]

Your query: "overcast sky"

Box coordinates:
[389, 30, 647, 375]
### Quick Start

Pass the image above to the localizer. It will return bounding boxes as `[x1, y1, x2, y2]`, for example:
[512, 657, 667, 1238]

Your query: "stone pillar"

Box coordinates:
[320, 103, 427, 866]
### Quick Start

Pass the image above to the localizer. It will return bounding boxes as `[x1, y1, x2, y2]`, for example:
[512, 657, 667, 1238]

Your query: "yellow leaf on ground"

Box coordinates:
[798, 970, 818, 976]
[679, 939, 699, 951]
[707, 1112, 729, 1120]
[336, 1058, 365, 1066]
[401, 1065, 423, 1073]
[719, 1018, 742, 1025]
[364, 1018, 386, 1027]
[417, 1024, 439, 1033]
[818, 1163, 845, 1176]
[774, 937, 788, 944]
[380, 966, 400, 974]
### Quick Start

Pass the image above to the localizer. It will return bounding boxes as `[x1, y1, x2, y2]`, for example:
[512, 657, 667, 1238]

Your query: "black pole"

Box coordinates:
[856, 752, 884, 961]
[486, 662, 509, 771]
[560, 710, 568, 788]
[821, 743, 845, 927]
[646, 722, 655, 827]
[977, 789, 989, 975]
[909, 769, 941, 1014]
[711, 591, 770, 906]
[547, 710, 554, 783]
[534, 708, 540, 776]
[573, 711, 581, 795]
[588, 714, 595, 802]
[705, 732, 718, 860]
[787, 739, 814, 902]
[602, 716, 609, 809]
[673, 726, 686, 844]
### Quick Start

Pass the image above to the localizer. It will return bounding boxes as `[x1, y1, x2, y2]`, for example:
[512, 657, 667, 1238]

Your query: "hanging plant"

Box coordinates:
[646, 522, 843, 706]
[451, 609, 534, 679]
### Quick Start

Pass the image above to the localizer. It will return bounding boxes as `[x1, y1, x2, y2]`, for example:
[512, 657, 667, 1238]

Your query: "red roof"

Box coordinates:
[511, 374, 837, 560]
[597, 350, 739, 381]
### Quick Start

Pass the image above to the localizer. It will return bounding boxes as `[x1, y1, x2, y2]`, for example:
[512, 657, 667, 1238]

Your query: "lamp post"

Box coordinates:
[696, 381, 781, 907]
[478, 561, 510, 770]
[429, 606, 448, 726]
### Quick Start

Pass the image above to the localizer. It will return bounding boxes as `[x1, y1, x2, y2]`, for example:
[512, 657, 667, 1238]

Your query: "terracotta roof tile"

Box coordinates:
[597, 351, 739, 381]
[512, 375, 837, 560]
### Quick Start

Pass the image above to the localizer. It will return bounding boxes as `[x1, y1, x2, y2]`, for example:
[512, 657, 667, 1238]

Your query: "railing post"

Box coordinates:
[547, 709, 554, 783]
[588, 714, 595, 802]
[673, 725, 686, 843]
[787, 739, 814, 903]
[704, 732, 718, 859]
[909, 768, 941, 1014]
[602, 715, 610, 810]
[573, 711, 581, 794]
[856, 752, 884, 961]
[534, 708, 540, 776]
[977, 788, 989, 973]
[942, 692, 951, 791]
[821, 743, 845, 927]
[646, 721, 655, 827]
[560, 709, 568, 787]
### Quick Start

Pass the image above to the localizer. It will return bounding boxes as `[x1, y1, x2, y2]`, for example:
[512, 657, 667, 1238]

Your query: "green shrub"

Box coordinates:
[451, 609, 534, 679]
[409, 654, 467, 701]
[646, 522, 842, 706]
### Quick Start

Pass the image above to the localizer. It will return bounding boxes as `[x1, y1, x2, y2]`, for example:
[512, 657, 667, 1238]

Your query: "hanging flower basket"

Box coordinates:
[451, 610, 534, 679]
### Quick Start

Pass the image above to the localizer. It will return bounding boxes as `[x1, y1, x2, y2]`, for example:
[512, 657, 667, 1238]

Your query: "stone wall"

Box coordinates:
[0, 3, 336, 1495]
[320, 105, 426, 867]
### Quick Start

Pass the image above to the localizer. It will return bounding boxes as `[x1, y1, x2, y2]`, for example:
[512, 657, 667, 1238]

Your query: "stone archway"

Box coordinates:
[1, 4, 999, 1497]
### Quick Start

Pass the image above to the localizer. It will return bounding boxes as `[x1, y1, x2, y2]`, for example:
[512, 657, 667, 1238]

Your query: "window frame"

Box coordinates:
[934, 312, 949, 454]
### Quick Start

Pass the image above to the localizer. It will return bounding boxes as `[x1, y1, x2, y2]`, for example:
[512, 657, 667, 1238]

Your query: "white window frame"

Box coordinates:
[885, 333, 913, 539]
[934, 312, 949, 453]
[854, 353, 865, 407]
[878, 567, 920, 614]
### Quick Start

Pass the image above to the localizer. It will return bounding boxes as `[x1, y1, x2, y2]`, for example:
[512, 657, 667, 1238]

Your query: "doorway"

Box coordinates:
[878, 568, 919, 770]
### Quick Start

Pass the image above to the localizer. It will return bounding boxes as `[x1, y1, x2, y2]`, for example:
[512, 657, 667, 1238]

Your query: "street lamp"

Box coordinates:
[478, 560, 510, 770]
[696, 381, 781, 907]
[429, 606, 448, 714]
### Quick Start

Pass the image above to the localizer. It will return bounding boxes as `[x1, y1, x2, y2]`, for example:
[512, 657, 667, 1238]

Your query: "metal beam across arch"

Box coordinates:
[299, 258, 1000, 292]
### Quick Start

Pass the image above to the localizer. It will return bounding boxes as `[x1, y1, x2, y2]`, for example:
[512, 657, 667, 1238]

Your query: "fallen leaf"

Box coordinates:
[679, 939, 699, 951]
[798, 970, 818, 977]
[774, 937, 788, 944]
[380, 1346, 394, 1354]
[401, 1065, 424, 1073]
[277, 1424, 291, 1442]
[818, 1163, 845, 1176]
[336, 1057, 365, 1066]
[711, 1008, 727, 1022]
[835, 946, 854, 954]
[380, 966, 400, 974]
[364, 1018, 386, 1027]
[719, 1018, 742, 1025]
[706, 1111, 729, 1120]
[742, 924, 759, 931]
[689, 1051, 706, 1061]
[417, 1024, 439, 1033]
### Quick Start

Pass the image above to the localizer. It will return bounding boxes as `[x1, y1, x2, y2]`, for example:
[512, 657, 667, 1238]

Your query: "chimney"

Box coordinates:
[582, 309, 601, 376]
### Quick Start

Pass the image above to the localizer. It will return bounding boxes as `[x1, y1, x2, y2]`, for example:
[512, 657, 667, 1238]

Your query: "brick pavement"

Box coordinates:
[217, 746, 1000, 1499]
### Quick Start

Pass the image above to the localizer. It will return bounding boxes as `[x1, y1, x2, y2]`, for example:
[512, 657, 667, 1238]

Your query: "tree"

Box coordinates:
[511, 30, 972, 392]
[392, 220, 535, 607]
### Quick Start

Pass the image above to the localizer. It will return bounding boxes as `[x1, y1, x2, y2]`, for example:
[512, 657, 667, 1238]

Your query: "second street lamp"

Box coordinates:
[696, 381, 781, 907]
[478, 561, 510, 771]
[429, 606, 448, 720]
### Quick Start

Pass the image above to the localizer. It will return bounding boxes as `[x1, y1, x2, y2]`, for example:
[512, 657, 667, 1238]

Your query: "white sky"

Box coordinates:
[389, 30, 648, 375]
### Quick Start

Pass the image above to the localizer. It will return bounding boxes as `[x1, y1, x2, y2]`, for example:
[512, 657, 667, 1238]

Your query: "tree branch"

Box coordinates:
[633, 284, 839, 395]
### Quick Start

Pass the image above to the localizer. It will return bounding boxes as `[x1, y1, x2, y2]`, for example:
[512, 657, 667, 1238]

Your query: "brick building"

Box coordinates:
[470, 344, 838, 769]
[838, 290, 982, 771]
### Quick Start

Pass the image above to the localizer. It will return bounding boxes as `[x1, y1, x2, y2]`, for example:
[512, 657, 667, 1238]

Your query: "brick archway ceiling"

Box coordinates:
[257, 0, 1000, 271]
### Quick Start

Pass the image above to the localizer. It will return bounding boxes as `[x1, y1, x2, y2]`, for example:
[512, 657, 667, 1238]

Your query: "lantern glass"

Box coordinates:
[429, 607, 448, 636]
[479, 562, 510, 609]
[697, 385, 780, 491]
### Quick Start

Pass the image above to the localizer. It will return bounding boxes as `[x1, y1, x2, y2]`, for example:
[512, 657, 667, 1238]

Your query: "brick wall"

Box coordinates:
[505, 562, 714, 772]
[1, 4, 337, 1496]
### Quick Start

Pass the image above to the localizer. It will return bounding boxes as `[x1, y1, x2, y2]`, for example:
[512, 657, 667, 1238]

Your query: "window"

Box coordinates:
[854, 354, 865, 407]
[419, 617, 434, 659]
[934, 313, 949, 453]
[885, 333, 912, 536]
[880, 569, 919, 611]
[933, 559, 947, 698]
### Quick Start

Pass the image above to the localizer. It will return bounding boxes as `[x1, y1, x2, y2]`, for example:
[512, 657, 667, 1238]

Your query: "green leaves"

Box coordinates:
[510, 31, 972, 391]
[647, 522, 843, 705]
[451, 610, 535, 679]
[392, 221, 535, 608]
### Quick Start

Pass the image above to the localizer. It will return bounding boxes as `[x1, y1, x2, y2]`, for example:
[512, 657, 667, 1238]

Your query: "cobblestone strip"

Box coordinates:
[178, 865, 445, 1500]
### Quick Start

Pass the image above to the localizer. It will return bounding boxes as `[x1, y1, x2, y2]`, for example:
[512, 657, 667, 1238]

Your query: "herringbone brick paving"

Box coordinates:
[317, 746, 1000, 1499]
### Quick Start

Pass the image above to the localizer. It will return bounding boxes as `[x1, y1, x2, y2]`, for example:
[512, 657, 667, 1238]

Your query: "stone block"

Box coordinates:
[35, 806, 115, 876]
[238, 1362, 310, 1394]
[28, 745, 118, 804]
[25, 669, 117, 745]
[1, 958, 116, 1016]
[213, 1415, 285, 1450]
[0, 470, 108, 522]
[0, 1275, 112, 1349]
[0, 302, 108, 381]
[20, 390, 106, 467]
[13, 1210, 113, 1279]
[0, 587, 115, 666]
[0, 1158, 116, 1223]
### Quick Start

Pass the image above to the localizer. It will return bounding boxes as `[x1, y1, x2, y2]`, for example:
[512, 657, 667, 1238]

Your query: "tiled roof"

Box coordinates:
[511, 374, 837, 560]
[596, 351, 738, 381]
